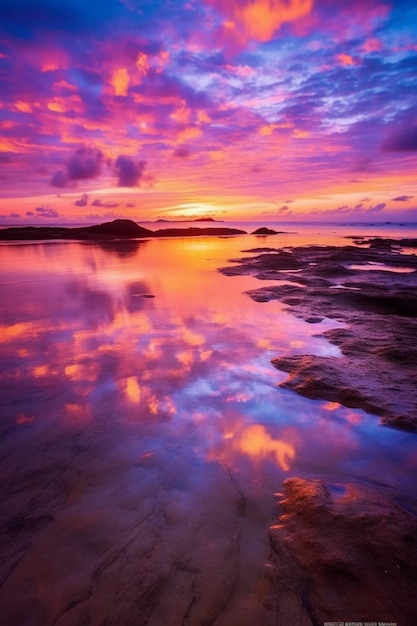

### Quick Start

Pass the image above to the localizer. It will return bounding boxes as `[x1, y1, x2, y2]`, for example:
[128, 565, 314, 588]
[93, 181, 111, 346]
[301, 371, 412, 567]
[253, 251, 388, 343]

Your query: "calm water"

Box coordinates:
[1, 224, 416, 624]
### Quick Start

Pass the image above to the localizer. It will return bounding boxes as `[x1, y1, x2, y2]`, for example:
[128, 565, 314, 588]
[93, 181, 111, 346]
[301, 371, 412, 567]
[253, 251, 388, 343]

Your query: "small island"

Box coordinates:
[251, 227, 282, 235]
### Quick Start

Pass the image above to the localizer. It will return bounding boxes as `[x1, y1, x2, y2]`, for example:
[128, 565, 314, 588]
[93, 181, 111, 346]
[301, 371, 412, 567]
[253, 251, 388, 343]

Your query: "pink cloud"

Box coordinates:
[361, 37, 383, 53]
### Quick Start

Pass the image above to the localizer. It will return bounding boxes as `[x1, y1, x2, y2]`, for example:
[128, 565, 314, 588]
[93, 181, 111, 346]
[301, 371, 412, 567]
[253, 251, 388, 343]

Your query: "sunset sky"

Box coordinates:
[0, 0, 416, 223]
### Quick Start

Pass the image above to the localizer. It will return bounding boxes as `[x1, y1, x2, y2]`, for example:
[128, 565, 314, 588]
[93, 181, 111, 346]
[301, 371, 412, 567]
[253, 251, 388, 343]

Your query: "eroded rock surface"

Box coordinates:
[267, 477, 417, 626]
[220, 240, 417, 430]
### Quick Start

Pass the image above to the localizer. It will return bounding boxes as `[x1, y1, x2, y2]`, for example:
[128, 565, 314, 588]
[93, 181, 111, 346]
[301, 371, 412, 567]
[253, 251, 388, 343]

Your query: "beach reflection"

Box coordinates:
[1, 235, 416, 624]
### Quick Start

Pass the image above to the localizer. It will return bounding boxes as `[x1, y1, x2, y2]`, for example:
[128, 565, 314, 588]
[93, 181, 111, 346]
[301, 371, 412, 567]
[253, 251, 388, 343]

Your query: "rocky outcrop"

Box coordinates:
[271, 312, 417, 431]
[267, 477, 417, 626]
[220, 239, 417, 430]
[221, 250, 302, 276]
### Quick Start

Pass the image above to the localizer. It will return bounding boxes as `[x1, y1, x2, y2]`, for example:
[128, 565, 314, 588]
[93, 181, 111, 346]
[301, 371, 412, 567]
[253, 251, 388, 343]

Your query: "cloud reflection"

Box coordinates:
[236, 424, 295, 471]
[0, 237, 416, 497]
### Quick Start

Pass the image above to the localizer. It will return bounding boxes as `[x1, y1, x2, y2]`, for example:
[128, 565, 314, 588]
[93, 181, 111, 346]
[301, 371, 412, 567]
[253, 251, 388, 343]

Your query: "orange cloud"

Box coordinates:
[336, 53, 355, 66]
[0, 138, 39, 152]
[209, 0, 313, 44]
[46, 95, 85, 113]
[234, 424, 296, 471]
[136, 52, 150, 76]
[209, 149, 226, 161]
[125, 376, 141, 403]
[14, 100, 33, 113]
[197, 110, 211, 124]
[293, 128, 310, 138]
[177, 126, 202, 142]
[171, 105, 191, 123]
[111, 67, 129, 96]
[54, 80, 78, 92]
[260, 124, 275, 135]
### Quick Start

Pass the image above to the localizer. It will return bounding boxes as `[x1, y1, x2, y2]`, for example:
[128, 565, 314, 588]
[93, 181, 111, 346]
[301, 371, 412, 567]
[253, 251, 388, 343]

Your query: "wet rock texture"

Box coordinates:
[220, 239, 417, 431]
[267, 477, 417, 626]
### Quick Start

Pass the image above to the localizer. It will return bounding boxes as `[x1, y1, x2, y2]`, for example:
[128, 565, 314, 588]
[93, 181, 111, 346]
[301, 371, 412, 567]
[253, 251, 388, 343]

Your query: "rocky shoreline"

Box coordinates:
[220, 237, 417, 432]
[219, 236, 417, 624]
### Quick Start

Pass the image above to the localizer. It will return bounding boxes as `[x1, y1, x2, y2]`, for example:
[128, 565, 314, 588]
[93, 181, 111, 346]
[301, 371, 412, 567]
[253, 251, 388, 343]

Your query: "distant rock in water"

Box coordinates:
[251, 227, 280, 235]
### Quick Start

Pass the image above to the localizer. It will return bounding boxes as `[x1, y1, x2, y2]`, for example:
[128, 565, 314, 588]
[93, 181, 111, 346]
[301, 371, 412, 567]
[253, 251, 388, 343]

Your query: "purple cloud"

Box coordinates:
[91, 199, 120, 208]
[350, 156, 373, 173]
[35, 207, 60, 218]
[383, 125, 417, 151]
[366, 203, 386, 212]
[50, 171, 68, 188]
[75, 193, 89, 207]
[392, 195, 414, 201]
[51, 146, 104, 187]
[68, 147, 104, 180]
[173, 146, 190, 158]
[115, 156, 146, 187]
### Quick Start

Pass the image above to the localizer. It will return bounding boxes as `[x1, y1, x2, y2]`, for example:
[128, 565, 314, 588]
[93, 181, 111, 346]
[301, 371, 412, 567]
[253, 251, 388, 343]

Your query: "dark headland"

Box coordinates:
[0, 218, 246, 241]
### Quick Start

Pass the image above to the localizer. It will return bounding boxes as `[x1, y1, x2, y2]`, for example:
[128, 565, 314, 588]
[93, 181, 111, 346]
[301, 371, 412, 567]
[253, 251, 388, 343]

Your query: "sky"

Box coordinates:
[0, 0, 416, 223]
